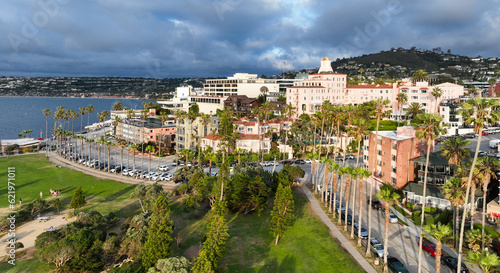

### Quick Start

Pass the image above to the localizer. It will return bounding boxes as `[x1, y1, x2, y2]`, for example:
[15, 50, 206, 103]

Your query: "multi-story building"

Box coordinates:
[363, 126, 429, 189]
[224, 95, 261, 116]
[489, 82, 500, 97]
[201, 133, 271, 154]
[175, 116, 220, 152]
[286, 58, 465, 117]
[116, 118, 176, 145]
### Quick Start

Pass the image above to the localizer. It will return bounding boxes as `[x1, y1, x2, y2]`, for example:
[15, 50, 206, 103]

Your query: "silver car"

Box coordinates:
[369, 238, 387, 258]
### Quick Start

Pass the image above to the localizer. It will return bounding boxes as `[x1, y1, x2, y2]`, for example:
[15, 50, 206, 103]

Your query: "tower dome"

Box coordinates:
[318, 57, 333, 73]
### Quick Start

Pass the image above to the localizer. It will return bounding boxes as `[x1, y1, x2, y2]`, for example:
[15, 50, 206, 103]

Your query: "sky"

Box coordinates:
[0, 0, 499, 78]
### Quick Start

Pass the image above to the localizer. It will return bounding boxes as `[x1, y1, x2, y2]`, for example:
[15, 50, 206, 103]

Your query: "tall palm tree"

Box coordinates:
[432, 87, 443, 114]
[117, 140, 127, 175]
[415, 113, 447, 273]
[423, 222, 452, 273]
[79, 107, 86, 133]
[157, 114, 169, 170]
[375, 183, 402, 273]
[457, 98, 500, 272]
[337, 166, 348, 225]
[198, 114, 211, 163]
[412, 69, 429, 83]
[474, 156, 500, 250]
[443, 177, 466, 249]
[145, 144, 156, 179]
[356, 168, 371, 246]
[106, 141, 113, 173]
[42, 109, 52, 157]
[87, 105, 95, 127]
[439, 137, 471, 166]
[366, 98, 391, 257]
[405, 102, 424, 123]
[283, 104, 296, 159]
[327, 160, 340, 214]
[396, 92, 408, 123]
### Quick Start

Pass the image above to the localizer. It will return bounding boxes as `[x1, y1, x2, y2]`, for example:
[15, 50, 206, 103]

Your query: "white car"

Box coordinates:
[381, 210, 399, 223]
[158, 165, 169, 171]
[304, 159, 312, 164]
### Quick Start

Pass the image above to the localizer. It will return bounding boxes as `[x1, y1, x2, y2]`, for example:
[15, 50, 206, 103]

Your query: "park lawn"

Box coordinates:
[0, 257, 54, 272]
[0, 154, 140, 218]
[171, 189, 364, 273]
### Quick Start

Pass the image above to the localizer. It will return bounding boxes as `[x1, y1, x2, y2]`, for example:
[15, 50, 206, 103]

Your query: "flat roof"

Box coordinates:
[373, 130, 414, 141]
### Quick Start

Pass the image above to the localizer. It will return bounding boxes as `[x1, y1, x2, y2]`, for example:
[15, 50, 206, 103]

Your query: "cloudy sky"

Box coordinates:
[0, 0, 499, 78]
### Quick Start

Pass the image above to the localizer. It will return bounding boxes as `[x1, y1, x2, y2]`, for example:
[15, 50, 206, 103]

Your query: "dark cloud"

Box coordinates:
[0, 0, 498, 78]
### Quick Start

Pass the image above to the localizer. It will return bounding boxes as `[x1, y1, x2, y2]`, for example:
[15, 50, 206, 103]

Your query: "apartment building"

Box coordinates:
[116, 118, 176, 145]
[363, 127, 429, 189]
[201, 133, 271, 154]
[175, 116, 220, 152]
[224, 95, 260, 116]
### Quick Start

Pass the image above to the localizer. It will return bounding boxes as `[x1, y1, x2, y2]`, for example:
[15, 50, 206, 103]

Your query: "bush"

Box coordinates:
[406, 203, 414, 211]
[263, 154, 271, 161]
[424, 207, 439, 214]
[473, 224, 500, 239]
[251, 154, 259, 162]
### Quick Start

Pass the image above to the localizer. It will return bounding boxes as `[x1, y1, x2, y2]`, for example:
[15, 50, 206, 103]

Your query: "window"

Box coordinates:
[392, 155, 396, 161]
[378, 150, 382, 155]
[421, 90, 427, 93]
[392, 166, 397, 173]
[421, 139, 425, 145]
[391, 178, 397, 185]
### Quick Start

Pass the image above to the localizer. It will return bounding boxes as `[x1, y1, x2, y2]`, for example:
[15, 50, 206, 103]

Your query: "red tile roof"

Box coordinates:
[346, 84, 393, 89]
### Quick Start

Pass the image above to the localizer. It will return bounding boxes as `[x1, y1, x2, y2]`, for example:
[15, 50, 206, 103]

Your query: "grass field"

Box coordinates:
[0, 154, 140, 217]
[0, 154, 364, 273]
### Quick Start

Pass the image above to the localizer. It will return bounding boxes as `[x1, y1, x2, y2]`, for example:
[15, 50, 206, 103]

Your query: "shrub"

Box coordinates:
[406, 203, 414, 211]
[473, 224, 500, 239]
[263, 154, 271, 161]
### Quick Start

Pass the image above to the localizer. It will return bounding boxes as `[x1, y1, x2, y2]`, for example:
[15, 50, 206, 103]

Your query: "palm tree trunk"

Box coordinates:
[367, 117, 381, 257]
[457, 131, 483, 272]
[383, 202, 390, 273]
[312, 160, 316, 192]
[344, 177, 350, 232]
[436, 240, 442, 273]
[323, 167, 328, 203]
[120, 147, 123, 175]
[417, 137, 433, 273]
[482, 185, 488, 250]
[332, 171, 337, 214]
[337, 175, 344, 225]
[471, 183, 476, 230]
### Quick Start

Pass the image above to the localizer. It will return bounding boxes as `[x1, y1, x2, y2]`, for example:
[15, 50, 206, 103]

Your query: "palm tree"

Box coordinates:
[423, 223, 452, 273]
[467, 250, 500, 273]
[42, 109, 52, 157]
[198, 114, 210, 163]
[306, 151, 320, 193]
[415, 113, 447, 273]
[443, 177, 466, 249]
[396, 92, 408, 123]
[431, 87, 443, 114]
[117, 140, 127, 175]
[337, 166, 348, 225]
[375, 183, 402, 273]
[179, 149, 192, 165]
[439, 137, 471, 166]
[79, 107, 86, 133]
[412, 69, 429, 83]
[105, 141, 113, 173]
[283, 104, 296, 159]
[157, 114, 169, 171]
[474, 156, 500, 249]
[457, 98, 500, 272]
[355, 167, 371, 246]
[366, 98, 391, 257]
[112, 101, 124, 111]
[145, 144, 156, 179]
[87, 105, 95, 127]
[205, 149, 216, 174]
[405, 102, 424, 123]
[327, 160, 340, 214]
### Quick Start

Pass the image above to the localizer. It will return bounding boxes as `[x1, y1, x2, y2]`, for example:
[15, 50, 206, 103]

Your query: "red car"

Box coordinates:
[482, 132, 489, 136]
[417, 237, 441, 257]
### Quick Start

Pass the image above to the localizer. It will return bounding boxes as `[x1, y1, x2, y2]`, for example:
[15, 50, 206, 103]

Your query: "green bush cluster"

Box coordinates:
[473, 224, 500, 239]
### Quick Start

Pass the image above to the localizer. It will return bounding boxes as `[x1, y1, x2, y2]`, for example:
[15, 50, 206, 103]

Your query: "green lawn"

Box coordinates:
[0, 154, 140, 218]
[171, 190, 364, 273]
[0, 258, 53, 272]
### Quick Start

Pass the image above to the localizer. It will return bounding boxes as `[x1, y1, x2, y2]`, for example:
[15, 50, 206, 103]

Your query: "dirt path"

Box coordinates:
[0, 212, 75, 258]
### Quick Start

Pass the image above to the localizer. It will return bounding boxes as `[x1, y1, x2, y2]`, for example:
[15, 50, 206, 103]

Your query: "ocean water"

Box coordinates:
[0, 97, 149, 140]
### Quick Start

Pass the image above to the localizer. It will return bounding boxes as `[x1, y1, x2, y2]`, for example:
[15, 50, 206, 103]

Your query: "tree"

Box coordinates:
[192, 202, 229, 272]
[375, 183, 402, 273]
[270, 183, 294, 245]
[442, 177, 466, 249]
[131, 183, 167, 214]
[473, 156, 500, 249]
[412, 69, 429, 83]
[366, 98, 391, 257]
[142, 196, 174, 269]
[227, 173, 270, 214]
[457, 98, 500, 271]
[396, 92, 408, 123]
[423, 223, 452, 273]
[439, 137, 470, 166]
[52, 198, 61, 213]
[405, 102, 424, 122]
[79, 107, 86, 133]
[148, 256, 192, 273]
[415, 113, 446, 273]
[69, 186, 86, 214]
[42, 109, 52, 157]
[113, 101, 124, 111]
[87, 105, 95, 127]
[431, 87, 443, 113]
[467, 250, 500, 273]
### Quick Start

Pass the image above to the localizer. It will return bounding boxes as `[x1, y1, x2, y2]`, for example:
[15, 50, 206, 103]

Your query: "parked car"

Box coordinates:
[368, 198, 383, 210]
[381, 210, 399, 223]
[442, 256, 469, 273]
[304, 159, 312, 164]
[346, 154, 355, 160]
[463, 133, 476, 139]
[282, 160, 293, 165]
[369, 238, 387, 258]
[295, 159, 305, 165]
[416, 237, 441, 257]
[387, 257, 409, 273]
[158, 165, 169, 171]
[352, 223, 368, 239]
[341, 211, 353, 225]
[482, 131, 490, 136]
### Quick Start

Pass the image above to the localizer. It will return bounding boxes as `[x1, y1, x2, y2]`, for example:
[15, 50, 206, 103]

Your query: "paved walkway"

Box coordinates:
[300, 178, 377, 273]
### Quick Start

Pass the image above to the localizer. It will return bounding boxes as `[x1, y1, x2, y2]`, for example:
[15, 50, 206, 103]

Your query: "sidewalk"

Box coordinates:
[300, 178, 378, 273]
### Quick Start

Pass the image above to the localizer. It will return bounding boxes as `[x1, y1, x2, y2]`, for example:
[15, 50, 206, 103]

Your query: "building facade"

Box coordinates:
[175, 116, 220, 152]
[363, 127, 429, 189]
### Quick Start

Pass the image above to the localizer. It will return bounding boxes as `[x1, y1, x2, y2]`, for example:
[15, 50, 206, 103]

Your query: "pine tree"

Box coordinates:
[52, 198, 61, 213]
[270, 183, 294, 245]
[69, 186, 86, 214]
[142, 196, 174, 269]
[192, 200, 229, 273]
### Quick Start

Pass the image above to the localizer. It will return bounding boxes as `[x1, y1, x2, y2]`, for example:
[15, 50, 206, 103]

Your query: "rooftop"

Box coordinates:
[373, 130, 414, 141]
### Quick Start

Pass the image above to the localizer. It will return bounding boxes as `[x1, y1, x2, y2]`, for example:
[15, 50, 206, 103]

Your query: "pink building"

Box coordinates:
[286, 57, 464, 117]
